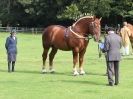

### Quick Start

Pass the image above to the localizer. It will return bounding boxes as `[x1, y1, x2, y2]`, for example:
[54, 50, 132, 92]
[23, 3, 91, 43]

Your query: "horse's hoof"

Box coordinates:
[73, 71, 79, 76]
[49, 69, 55, 73]
[42, 69, 47, 74]
[79, 71, 85, 75]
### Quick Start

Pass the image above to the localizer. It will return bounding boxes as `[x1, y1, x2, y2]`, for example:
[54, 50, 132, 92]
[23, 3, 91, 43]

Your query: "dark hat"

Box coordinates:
[10, 29, 16, 34]
[107, 27, 114, 31]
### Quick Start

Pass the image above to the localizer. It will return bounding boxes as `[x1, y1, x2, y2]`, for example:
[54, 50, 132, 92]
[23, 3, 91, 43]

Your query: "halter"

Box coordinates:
[69, 26, 88, 40]
[65, 16, 99, 41]
[69, 20, 95, 40]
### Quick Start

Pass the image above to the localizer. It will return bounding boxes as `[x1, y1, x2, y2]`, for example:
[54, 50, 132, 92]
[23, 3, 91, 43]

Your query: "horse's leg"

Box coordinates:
[79, 49, 86, 75]
[49, 47, 58, 73]
[72, 49, 79, 76]
[42, 48, 50, 73]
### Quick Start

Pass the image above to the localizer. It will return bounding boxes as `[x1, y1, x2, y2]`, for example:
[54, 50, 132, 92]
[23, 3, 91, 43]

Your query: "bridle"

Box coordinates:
[69, 26, 91, 40]
[68, 21, 97, 41]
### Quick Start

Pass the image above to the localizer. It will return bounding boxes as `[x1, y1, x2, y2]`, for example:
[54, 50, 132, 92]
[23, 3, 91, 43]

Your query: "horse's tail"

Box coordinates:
[42, 27, 50, 49]
[42, 27, 47, 35]
[42, 28, 47, 48]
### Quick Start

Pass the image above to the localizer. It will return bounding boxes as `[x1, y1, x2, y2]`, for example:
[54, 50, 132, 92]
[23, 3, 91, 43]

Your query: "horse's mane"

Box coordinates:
[73, 15, 94, 27]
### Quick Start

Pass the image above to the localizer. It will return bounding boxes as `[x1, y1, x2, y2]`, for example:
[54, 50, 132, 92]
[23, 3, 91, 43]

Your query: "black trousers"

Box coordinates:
[8, 61, 15, 72]
[107, 61, 119, 84]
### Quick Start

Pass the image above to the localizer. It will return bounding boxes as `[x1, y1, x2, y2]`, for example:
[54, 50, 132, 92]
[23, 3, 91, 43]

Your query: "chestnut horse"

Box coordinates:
[127, 23, 133, 50]
[42, 16, 101, 75]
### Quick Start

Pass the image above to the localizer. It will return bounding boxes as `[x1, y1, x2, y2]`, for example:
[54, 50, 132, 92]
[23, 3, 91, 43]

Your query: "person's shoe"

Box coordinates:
[108, 82, 114, 86]
[49, 69, 55, 73]
[104, 73, 108, 76]
[114, 83, 119, 85]
[42, 69, 47, 74]
[8, 70, 11, 73]
[12, 67, 15, 72]
[12, 69, 15, 72]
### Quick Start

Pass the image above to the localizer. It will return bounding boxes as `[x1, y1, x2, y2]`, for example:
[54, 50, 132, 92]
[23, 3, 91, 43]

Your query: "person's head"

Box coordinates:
[10, 29, 16, 37]
[107, 27, 115, 34]
[123, 21, 128, 26]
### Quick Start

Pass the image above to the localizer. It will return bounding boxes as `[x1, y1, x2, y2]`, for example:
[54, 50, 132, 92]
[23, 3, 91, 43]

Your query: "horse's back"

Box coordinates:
[42, 25, 70, 50]
[43, 25, 66, 35]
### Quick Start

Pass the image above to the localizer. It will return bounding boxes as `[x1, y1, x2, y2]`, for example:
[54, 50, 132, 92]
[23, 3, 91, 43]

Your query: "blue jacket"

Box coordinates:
[5, 36, 17, 54]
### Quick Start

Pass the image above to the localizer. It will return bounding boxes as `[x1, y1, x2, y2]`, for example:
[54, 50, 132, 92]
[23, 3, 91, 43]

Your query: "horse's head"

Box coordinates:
[88, 17, 101, 42]
[72, 16, 101, 42]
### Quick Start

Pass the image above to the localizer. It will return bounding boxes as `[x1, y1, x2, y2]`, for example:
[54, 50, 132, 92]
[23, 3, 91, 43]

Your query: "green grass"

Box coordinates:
[0, 32, 133, 99]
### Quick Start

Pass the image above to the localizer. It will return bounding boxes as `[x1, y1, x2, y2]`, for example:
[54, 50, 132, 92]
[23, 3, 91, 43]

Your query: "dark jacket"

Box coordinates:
[103, 33, 122, 61]
[5, 36, 17, 54]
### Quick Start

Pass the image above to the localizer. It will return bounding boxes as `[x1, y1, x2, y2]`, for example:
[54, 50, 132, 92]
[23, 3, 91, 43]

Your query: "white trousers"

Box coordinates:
[122, 45, 129, 55]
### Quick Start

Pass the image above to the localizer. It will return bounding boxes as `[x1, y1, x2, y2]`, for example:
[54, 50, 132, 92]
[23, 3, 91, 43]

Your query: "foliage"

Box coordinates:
[0, 0, 133, 26]
[57, 4, 81, 20]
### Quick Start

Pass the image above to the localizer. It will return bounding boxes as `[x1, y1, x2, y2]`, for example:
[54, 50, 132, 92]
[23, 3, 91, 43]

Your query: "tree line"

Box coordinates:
[0, 0, 132, 27]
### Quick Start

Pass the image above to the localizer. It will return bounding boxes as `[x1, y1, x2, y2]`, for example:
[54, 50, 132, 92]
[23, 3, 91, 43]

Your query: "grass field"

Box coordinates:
[0, 32, 133, 99]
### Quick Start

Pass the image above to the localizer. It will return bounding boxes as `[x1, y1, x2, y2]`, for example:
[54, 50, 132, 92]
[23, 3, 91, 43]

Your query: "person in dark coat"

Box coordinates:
[5, 29, 17, 72]
[103, 27, 122, 86]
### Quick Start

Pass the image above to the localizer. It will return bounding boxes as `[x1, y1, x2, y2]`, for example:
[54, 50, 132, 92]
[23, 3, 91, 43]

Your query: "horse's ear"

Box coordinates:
[99, 17, 102, 21]
[93, 16, 96, 20]
[93, 16, 96, 19]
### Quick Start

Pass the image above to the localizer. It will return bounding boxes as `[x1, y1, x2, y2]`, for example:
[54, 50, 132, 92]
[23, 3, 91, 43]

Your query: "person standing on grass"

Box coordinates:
[103, 27, 122, 86]
[120, 21, 131, 56]
[5, 29, 17, 72]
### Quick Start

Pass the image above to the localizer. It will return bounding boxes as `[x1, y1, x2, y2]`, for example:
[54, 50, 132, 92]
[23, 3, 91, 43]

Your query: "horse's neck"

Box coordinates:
[72, 16, 94, 36]
[127, 24, 133, 38]
[72, 22, 90, 36]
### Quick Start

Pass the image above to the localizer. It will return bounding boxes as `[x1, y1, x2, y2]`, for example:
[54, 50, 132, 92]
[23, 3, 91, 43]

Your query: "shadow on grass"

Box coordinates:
[0, 68, 68, 75]
[0, 69, 72, 76]
[15, 70, 41, 74]
[49, 71, 106, 77]
[51, 72, 74, 76]
[86, 72, 106, 76]
[0, 69, 40, 74]
[61, 80, 105, 86]
[0, 69, 106, 77]
[0, 69, 7, 72]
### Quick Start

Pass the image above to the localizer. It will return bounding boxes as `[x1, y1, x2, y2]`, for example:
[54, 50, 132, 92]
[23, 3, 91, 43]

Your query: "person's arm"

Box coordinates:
[120, 37, 122, 48]
[16, 37, 17, 54]
[103, 36, 109, 52]
[5, 37, 9, 50]
[98, 43, 102, 58]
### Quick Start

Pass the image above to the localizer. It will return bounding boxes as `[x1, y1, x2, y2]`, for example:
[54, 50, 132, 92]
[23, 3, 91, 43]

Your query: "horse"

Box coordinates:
[127, 23, 133, 50]
[42, 16, 101, 75]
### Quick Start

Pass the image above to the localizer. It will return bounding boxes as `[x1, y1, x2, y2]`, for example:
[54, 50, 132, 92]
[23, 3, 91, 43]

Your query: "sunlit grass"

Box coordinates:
[0, 32, 133, 99]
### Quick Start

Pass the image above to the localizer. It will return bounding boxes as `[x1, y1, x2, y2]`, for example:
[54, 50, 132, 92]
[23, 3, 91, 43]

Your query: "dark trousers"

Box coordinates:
[107, 61, 119, 84]
[8, 61, 15, 72]
[105, 55, 114, 74]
